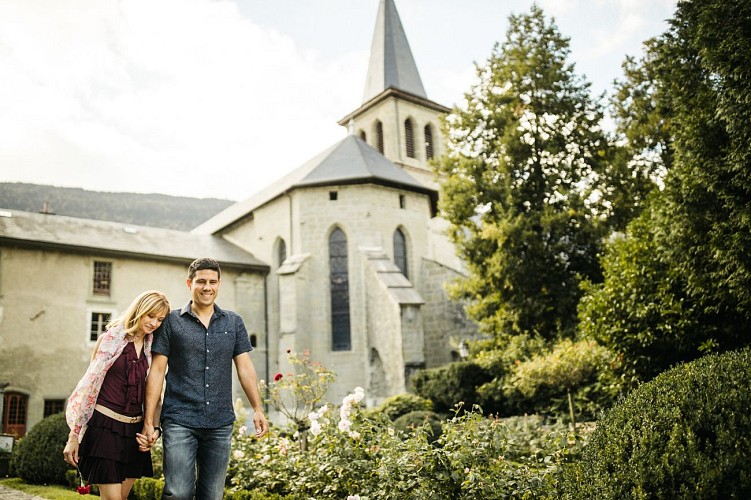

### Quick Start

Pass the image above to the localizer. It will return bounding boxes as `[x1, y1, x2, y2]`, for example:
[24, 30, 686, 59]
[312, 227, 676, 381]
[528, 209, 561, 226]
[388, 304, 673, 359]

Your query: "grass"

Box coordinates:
[0, 477, 88, 499]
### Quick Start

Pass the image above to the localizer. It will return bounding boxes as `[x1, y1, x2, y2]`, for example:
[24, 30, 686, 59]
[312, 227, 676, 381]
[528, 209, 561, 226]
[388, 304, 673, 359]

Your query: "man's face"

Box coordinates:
[187, 269, 220, 308]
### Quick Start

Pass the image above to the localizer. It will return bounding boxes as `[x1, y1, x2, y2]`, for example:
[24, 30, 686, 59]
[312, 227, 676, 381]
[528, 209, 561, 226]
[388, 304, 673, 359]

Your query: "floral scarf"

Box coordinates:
[65, 324, 153, 441]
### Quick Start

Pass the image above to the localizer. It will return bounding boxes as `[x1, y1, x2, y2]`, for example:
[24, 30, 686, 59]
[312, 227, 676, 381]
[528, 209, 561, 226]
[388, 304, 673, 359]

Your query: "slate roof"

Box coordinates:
[192, 134, 436, 235]
[362, 0, 426, 102]
[0, 209, 267, 271]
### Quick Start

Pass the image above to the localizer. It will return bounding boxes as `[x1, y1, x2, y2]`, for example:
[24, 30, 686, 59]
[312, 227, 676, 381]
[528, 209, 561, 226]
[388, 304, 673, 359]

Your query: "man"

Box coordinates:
[142, 257, 268, 499]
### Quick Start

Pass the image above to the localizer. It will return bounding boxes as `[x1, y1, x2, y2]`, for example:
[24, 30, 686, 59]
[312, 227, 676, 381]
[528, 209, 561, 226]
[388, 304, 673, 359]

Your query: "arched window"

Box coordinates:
[277, 238, 287, 267]
[424, 124, 434, 160]
[329, 228, 351, 350]
[359, 130, 367, 142]
[405, 118, 415, 158]
[376, 121, 384, 154]
[393, 228, 408, 278]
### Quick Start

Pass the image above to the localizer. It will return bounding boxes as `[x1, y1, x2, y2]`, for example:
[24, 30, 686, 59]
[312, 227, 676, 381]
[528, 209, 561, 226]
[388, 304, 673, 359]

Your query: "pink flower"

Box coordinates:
[274, 373, 283, 381]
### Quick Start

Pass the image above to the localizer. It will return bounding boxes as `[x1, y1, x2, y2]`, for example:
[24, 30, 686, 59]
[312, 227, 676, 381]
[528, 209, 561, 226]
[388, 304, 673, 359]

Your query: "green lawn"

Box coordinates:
[0, 477, 89, 500]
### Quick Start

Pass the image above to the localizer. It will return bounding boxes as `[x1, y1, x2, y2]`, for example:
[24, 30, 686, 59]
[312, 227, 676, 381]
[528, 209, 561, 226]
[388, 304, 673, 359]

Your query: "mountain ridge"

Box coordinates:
[0, 182, 234, 231]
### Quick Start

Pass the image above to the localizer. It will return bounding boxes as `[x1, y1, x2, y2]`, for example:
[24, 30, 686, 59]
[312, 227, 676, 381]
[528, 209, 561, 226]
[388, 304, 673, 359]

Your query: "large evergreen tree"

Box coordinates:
[579, 0, 751, 379]
[436, 6, 611, 340]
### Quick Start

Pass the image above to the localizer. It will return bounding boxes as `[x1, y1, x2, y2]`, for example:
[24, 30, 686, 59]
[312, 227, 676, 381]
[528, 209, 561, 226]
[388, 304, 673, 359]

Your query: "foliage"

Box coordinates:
[561, 348, 751, 498]
[581, 0, 751, 382]
[392, 411, 443, 443]
[259, 350, 335, 450]
[224, 488, 294, 500]
[228, 391, 591, 499]
[410, 361, 493, 414]
[578, 205, 703, 381]
[377, 393, 433, 421]
[0, 182, 232, 230]
[653, 0, 751, 333]
[504, 339, 621, 425]
[131, 477, 164, 500]
[9, 412, 70, 485]
[436, 5, 612, 340]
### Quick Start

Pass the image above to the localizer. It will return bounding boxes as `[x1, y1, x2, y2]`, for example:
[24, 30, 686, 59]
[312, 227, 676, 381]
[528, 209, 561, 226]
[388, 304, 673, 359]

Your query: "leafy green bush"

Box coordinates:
[227, 389, 590, 499]
[131, 477, 164, 499]
[224, 488, 295, 499]
[411, 361, 493, 413]
[561, 348, 751, 498]
[378, 393, 433, 421]
[393, 410, 443, 442]
[9, 412, 70, 485]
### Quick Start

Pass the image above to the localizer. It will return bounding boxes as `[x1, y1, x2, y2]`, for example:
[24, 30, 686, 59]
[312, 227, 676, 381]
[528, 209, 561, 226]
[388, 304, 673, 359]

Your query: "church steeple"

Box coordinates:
[339, 0, 449, 190]
[362, 0, 427, 102]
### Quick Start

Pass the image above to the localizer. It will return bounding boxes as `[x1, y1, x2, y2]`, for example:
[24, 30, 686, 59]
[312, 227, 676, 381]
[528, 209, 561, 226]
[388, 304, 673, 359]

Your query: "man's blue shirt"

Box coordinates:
[152, 302, 253, 429]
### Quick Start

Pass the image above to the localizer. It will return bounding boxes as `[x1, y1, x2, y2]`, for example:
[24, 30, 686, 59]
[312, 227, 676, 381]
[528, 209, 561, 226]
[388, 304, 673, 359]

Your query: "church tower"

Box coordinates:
[193, 0, 477, 408]
[338, 0, 450, 189]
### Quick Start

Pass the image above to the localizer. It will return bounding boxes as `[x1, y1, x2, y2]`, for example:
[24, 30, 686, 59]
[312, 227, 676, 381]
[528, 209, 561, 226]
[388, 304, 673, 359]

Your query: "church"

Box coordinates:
[0, 0, 477, 436]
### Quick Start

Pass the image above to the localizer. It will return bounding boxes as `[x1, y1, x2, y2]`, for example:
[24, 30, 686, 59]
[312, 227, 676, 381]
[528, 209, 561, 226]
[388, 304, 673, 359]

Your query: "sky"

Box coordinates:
[0, 0, 677, 202]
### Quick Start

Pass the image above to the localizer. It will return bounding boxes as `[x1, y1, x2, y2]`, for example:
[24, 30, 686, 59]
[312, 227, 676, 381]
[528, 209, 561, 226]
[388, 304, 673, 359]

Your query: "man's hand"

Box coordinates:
[253, 409, 269, 438]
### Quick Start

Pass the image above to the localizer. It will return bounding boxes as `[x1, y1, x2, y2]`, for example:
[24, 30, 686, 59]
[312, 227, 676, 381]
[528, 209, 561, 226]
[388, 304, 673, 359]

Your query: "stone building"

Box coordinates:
[0, 0, 477, 435]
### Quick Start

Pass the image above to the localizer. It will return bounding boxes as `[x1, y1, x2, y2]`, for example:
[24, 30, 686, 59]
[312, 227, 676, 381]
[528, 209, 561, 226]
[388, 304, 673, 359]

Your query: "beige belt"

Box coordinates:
[94, 404, 143, 424]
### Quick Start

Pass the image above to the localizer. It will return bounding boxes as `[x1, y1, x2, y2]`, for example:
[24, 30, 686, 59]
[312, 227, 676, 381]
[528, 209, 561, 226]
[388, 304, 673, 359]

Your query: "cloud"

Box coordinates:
[0, 0, 364, 200]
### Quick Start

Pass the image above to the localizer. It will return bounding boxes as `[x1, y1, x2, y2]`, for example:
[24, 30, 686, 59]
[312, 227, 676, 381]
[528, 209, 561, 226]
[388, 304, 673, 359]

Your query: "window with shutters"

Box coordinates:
[376, 121, 384, 154]
[405, 118, 415, 158]
[424, 124, 434, 160]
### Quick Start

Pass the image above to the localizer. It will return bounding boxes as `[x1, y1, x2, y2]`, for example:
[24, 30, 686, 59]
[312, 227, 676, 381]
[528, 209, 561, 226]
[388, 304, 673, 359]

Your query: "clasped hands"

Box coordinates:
[136, 425, 160, 452]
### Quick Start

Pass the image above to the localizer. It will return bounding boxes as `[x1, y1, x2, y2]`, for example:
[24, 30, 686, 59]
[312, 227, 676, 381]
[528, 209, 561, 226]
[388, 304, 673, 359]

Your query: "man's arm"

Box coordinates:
[140, 353, 168, 446]
[234, 353, 269, 437]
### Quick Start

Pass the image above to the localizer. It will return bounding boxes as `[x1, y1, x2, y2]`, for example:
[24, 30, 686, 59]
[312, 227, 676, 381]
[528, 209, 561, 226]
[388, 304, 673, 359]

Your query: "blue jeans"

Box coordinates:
[161, 421, 233, 500]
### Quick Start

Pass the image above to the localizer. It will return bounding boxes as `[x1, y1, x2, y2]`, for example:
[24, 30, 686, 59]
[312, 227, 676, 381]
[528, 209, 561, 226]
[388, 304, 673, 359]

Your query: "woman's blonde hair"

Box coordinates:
[108, 290, 170, 338]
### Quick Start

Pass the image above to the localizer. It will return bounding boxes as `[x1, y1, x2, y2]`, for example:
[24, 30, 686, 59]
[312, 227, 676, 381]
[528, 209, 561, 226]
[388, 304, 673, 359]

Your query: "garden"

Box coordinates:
[4, 0, 751, 497]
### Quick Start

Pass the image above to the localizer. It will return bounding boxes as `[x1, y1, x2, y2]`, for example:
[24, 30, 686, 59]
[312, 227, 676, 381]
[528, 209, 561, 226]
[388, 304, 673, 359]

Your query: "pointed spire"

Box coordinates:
[362, 0, 427, 103]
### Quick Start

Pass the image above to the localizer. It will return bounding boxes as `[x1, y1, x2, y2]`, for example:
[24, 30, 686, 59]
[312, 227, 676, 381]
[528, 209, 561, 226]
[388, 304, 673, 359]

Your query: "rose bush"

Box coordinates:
[228, 393, 590, 499]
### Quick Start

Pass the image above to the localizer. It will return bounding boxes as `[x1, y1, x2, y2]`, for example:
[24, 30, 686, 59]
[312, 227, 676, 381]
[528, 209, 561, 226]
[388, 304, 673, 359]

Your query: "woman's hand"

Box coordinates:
[63, 439, 79, 466]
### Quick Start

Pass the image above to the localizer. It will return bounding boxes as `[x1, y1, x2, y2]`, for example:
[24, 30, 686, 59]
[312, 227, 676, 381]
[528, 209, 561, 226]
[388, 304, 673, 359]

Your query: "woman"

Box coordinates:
[63, 290, 169, 500]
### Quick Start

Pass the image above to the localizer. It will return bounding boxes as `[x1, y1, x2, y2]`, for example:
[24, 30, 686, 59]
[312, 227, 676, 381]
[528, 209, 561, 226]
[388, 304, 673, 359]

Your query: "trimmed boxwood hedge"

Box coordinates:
[9, 412, 70, 485]
[560, 348, 751, 498]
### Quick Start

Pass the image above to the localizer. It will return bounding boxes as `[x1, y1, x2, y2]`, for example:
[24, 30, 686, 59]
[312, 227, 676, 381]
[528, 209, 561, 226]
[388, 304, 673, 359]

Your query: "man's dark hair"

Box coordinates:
[188, 257, 221, 280]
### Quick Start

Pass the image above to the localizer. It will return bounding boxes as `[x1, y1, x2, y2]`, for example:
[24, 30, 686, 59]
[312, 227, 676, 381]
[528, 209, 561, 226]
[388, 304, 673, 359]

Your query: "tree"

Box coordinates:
[579, 0, 751, 380]
[578, 200, 702, 381]
[437, 5, 610, 340]
[655, 0, 751, 330]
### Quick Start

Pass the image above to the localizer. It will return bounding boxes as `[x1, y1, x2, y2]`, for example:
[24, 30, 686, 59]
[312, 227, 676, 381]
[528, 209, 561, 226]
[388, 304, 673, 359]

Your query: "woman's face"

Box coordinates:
[139, 308, 167, 335]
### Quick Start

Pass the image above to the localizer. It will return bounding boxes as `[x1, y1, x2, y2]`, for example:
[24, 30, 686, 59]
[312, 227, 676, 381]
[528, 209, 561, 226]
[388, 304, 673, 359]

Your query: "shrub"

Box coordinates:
[378, 393, 433, 421]
[131, 477, 164, 499]
[225, 488, 295, 499]
[561, 348, 751, 498]
[393, 410, 443, 442]
[9, 412, 70, 485]
[411, 361, 493, 413]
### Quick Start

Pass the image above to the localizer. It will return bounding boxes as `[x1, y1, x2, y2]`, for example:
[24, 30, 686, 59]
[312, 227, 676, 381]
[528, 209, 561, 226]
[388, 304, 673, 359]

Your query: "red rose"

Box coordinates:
[76, 484, 91, 495]
[273, 373, 283, 381]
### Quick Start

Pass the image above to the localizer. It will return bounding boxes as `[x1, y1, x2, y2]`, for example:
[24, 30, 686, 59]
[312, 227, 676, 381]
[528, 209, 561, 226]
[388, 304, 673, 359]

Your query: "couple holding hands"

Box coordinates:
[63, 258, 268, 500]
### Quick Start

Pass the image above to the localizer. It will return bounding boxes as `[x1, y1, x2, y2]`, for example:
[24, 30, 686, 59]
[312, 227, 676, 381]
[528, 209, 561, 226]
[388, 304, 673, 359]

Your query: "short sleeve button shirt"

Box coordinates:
[152, 302, 253, 428]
